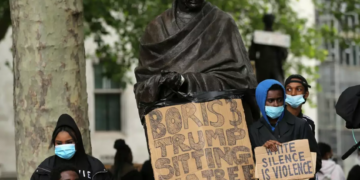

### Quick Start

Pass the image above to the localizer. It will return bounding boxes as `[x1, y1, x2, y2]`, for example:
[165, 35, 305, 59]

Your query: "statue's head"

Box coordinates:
[180, 0, 205, 11]
[262, 14, 275, 28]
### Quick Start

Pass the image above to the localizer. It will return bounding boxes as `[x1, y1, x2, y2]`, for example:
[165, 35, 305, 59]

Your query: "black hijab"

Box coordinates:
[51, 114, 91, 180]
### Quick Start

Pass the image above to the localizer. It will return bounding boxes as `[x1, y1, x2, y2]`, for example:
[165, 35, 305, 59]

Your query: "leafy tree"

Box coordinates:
[4, 0, 359, 90]
[315, 0, 359, 50]
[84, 0, 330, 89]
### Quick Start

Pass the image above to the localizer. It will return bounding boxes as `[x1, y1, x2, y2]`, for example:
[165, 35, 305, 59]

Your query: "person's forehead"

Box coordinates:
[286, 78, 304, 87]
[267, 89, 283, 97]
[55, 131, 73, 140]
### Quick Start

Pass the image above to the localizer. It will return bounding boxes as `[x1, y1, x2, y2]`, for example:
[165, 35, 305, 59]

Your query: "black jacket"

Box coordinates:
[30, 155, 112, 180]
[249, 110, 322, 174]
[298, 112, 316, 135]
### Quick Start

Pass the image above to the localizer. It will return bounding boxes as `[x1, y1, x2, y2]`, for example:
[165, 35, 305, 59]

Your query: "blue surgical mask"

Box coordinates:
[55, 144, 76, 160]
[265, 106, 284, 119]
[285, 94, 305, 108]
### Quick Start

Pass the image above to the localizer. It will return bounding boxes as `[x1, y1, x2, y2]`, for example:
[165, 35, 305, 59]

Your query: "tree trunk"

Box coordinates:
[10, 0, 91, 179]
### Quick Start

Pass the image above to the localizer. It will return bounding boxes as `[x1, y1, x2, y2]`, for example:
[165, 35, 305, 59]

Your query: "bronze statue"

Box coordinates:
[134, 0, 259, 125]
[248, 14, 288, 84]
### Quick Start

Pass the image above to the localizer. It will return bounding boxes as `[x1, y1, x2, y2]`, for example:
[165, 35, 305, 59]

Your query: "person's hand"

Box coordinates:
[263, 140, 281, 152]
[160, 70, 183, 90]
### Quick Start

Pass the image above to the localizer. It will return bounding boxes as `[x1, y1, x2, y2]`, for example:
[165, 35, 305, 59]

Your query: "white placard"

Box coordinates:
[254, 30, 291, 48]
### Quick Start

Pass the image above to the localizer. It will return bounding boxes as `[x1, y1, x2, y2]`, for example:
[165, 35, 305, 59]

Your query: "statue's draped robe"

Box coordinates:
[134, 1, 259, 123]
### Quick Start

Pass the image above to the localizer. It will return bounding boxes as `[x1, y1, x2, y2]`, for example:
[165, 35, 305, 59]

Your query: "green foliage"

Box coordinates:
[2, 0, 358, 90]
[84, 0, 330, 89]
[315, 0, 360, 48]
[82, 0, 171, 88]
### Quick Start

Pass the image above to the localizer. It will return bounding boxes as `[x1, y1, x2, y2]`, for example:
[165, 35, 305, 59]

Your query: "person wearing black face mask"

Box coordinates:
[284, 74, 316, 135]
[31, 114, 112, 180]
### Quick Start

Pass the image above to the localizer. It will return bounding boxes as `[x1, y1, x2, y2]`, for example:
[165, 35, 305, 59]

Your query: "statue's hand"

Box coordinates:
[160, 70, 183, 90]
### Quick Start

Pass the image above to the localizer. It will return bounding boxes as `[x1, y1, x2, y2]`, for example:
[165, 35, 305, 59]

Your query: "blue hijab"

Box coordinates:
[255, 79, 286, 131]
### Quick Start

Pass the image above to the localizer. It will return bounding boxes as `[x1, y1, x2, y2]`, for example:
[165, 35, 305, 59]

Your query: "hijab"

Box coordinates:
[52, 114, 91, 180]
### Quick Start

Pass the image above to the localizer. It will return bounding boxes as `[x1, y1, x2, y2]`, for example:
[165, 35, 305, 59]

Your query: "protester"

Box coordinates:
[140, 159, 154, 180]
[111, 139, 142, 180]
[248, 79, 321, 176]
[50, 165, 80, 180]
[317, 142, 345, 180]
[284, 74, 316, 135]
[347, 148, 360, 180]
[31, 114, 111, 180]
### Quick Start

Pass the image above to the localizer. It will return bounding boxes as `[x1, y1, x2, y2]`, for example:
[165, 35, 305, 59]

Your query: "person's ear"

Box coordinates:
[304, 91, 309, 99]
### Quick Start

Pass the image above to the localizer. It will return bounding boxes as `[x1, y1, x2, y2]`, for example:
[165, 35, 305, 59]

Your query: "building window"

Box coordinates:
[94, 63, 122, 131]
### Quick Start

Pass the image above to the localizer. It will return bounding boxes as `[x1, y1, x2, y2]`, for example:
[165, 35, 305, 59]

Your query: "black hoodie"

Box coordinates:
[52, 114, 90, 177]
[30, 114, 112, 180]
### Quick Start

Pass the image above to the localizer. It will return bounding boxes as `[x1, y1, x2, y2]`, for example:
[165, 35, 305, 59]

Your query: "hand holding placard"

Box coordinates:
[263, 140, 282, 152]
[254, 139, 314, 180]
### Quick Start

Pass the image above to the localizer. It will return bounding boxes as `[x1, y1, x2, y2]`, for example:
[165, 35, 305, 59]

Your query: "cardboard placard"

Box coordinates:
[253, 30, 291, 48]
[254, 140, 314, 180]
[145, 99, 255, 180]
[255, 153, 317, 180]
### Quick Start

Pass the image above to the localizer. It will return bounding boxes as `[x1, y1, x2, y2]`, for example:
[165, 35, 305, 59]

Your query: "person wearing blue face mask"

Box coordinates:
[285, 74, 316, 135]
[248, 79, 322, 177]
[31, 114, 112, 180]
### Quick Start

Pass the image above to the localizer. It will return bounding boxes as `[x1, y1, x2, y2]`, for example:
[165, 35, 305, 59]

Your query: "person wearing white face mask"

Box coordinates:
[284, 74, 316, 135]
